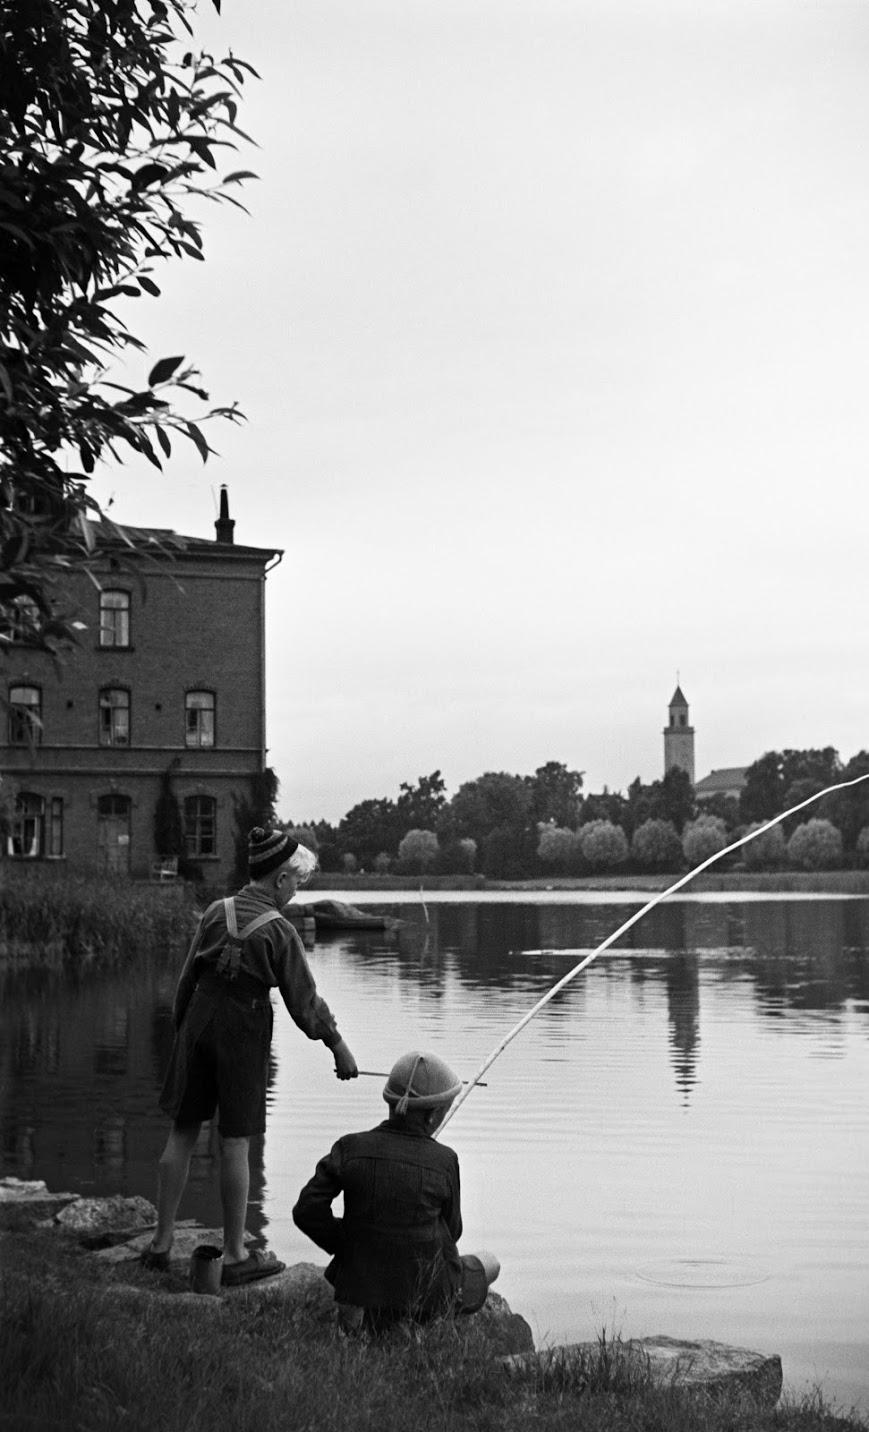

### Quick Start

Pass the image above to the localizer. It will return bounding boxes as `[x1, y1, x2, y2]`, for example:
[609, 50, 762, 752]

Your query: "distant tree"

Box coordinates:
[787, 818, 843, 871]
[527, 761, 584, 829]
[623, 768, 694, 839]
[436, 838, 477, 875]
[396, 771, 447, 835]
[337, 797, 400, 868]
[579, 788, 628, 830]
[681, 814, 728, 867]
[480, 823, 532, 880]
[397, 828, 439, 874]
[741, 821, 787, 870]
[373, 851, 392, 874]
[817, 751, 869, 852]
[579, 819, 629, 872]
[695, 793, 740, 830]
[444, 772, 533, 848]
[631, 818, 683, 872]
[1, 0, 255, 653]
[536, 824, 579, 874]
[740, 749, 841, 824]
[341, 852, 357, 875]
[286, 824, 318, 851]
[855, 826, 869, 868]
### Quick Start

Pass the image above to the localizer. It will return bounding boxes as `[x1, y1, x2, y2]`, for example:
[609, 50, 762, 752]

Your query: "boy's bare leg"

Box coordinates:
[152, 1123, 201, 1252]
[219, 1135, 250, 1264]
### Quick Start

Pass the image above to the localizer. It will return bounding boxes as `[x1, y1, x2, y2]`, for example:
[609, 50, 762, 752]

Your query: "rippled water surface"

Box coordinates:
[3, 892, 868, 1412]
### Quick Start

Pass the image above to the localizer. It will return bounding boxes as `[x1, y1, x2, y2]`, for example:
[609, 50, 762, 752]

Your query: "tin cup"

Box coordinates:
[190, 1243, 224, 1295]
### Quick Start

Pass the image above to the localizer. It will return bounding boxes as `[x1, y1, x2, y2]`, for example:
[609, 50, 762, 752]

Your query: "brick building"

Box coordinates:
[1, 489, 281, 883]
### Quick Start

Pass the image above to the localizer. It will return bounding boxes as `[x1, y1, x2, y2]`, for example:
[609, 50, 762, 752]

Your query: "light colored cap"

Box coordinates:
[383, 1051, 462, 1114]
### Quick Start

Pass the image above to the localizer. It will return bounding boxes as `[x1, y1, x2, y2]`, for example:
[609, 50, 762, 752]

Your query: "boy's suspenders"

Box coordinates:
[214, 897, 284, 980]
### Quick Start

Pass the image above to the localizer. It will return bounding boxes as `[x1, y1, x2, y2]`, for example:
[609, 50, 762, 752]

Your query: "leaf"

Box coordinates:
[223, 170, 258, 184]
[155, 427, 172, 458]
[186, 421, 210, 462]
[132, 162, 168, 189]
[148, 355, 184, 386]
[139, 276, 161, 296]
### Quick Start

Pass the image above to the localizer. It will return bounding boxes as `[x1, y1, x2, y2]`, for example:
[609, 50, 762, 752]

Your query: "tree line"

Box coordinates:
[284, 748, 869, 879]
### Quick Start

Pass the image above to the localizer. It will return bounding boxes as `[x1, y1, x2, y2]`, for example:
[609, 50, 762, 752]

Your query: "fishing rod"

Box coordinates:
[437, 769, 869, 1134]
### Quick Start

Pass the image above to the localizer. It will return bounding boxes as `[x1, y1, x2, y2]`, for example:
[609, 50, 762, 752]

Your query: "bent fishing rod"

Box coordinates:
[437, 769, 869, 1135]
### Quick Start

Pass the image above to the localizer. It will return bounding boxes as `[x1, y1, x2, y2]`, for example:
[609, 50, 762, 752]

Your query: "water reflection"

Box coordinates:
[1, 896, 868, 1412]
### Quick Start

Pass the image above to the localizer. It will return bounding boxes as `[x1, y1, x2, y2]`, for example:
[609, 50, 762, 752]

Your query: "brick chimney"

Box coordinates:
[214, 485, 235, 544]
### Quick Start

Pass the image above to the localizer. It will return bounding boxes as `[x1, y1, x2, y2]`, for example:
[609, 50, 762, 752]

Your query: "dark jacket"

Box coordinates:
[293, 1119, 463, 1315]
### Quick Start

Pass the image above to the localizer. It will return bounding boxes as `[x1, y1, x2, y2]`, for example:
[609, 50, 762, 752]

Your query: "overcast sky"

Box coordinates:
[91, 0, 869, 824]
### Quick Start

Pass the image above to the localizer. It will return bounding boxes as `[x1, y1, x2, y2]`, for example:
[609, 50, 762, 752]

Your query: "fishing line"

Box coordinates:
[437, 769, 869, 1134]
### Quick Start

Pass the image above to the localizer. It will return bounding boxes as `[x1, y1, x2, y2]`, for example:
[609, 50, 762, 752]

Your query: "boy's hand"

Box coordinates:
[332, 1039, 358, 1080]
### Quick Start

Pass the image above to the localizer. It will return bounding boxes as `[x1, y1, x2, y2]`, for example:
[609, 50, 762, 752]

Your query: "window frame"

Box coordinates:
[185, 689, 216, 749]
[7, 792, 45, 858]
[184, 793, 217, 858]
[7, 684, 42, 746]
[98, 589, 131, 649]
[98, 686, 131, 747]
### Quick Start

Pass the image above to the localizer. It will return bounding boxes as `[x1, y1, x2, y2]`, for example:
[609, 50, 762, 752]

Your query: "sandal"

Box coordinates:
[221, 1250, 285, 1287]
[140, 1240, 173, 1271]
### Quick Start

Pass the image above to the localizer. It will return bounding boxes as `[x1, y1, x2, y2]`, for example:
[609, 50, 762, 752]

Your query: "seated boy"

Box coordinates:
[293, 1050, 499, 1332]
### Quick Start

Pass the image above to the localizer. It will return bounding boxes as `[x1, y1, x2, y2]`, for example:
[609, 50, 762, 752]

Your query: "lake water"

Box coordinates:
[2, 891, 868, 1413]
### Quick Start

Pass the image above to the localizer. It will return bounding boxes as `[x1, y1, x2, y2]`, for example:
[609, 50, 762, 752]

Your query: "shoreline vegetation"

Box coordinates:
[2, 868, 869, 973]
[1, 1225, 867, 1432]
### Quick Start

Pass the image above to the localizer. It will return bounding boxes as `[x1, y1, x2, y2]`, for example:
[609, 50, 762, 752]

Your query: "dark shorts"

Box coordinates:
[159, 974, 273, 1138]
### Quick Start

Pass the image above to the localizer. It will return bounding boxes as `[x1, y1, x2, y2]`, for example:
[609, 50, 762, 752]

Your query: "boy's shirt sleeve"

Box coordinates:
[268, 921, 343, 1049]
[292, 1142, 345, 1253]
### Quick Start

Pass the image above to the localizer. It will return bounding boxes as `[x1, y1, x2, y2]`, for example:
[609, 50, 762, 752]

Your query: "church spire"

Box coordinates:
[663, 682, 695, 784]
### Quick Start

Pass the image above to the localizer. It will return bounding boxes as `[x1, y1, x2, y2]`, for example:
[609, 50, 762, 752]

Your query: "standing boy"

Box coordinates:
[143, 826, 357, 1286]
[293, 1049, 499, 1329]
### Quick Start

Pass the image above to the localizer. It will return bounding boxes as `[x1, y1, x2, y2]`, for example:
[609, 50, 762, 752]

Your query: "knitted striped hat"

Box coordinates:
[248, 826, 298, 879]
[383, 1051, 462, 1115]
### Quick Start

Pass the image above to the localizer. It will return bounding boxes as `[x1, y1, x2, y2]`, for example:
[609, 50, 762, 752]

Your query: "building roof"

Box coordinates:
[694, 767, 748, 795]
[86, 519, 282, 564]
[669, 685, 688, 707]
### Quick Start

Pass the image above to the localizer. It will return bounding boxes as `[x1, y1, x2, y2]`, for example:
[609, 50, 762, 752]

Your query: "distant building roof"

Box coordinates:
[669, 685, 688, 707]
[695, 767, 748, 797]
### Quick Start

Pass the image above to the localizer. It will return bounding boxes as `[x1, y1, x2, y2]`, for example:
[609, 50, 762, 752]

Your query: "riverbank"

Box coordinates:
[308, 870, 869, 895]
[2, 1218, 865, 1432]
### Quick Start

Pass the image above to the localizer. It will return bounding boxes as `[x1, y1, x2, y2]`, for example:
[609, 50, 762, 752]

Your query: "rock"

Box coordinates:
[0, 1177, 78, 1230]
[55, 1194, 157, 1234]
[95, 1222, 248, 1264]
[471, 1291, 535, 1355]
[504, 1335, 782, 1407]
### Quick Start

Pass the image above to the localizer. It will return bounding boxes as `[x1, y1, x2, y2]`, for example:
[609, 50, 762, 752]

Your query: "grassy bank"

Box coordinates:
[0, 869, 196, 971]
[0, 1229, 865, 1432]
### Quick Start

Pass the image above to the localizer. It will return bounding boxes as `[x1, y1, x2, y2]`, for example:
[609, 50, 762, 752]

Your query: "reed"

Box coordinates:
[1, 1232, 865, 1432]
[0, 868, 195, 971]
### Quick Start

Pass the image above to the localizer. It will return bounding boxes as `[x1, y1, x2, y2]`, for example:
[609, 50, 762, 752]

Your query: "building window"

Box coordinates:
[184, 795, 216, 857]
[1, 596, 39, 646]
[99, 687, 130, 746]
[48, 797, 64, 858]
[99, 590, 130, 648]
[185, 690, 215, 748]
[97, 793, 131, 874]
[8, 685, 42, 745]
[7, 793, 44, 858]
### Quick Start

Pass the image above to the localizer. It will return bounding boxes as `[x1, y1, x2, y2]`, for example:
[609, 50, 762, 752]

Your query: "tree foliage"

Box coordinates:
[1, 0, 255, 652]
[397, 828, 439, 874]
[739, 749, 841, 824]
[631, 817, 683, 872]
[579, 819, 629, 872]
[786, 818, 843, 871]
[526, 761, 583, 828]
[681, 814, 728, 867]
[536, 824, 579, 874]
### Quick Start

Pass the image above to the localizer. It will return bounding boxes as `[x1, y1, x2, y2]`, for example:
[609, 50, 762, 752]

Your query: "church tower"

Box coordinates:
[664, 683, 695, 784]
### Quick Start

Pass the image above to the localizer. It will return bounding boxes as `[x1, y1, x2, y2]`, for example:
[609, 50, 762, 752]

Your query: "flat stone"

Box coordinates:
[55, 1195, 157, 1234]
[95, 1223, 246, 1264]
[505, 1335, 782, 1407]
[0, 1177, 79, 1229]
